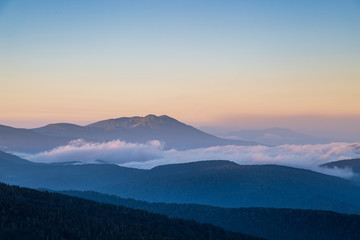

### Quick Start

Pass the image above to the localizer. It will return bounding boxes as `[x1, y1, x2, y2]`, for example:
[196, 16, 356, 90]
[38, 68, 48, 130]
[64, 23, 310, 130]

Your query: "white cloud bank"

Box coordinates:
[27, 140, 360, 179]
[27, 139, 164, 164]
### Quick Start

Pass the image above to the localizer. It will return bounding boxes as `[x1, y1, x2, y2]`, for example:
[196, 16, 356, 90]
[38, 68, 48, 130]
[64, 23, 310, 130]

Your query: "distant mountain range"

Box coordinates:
[0, 182, 259, 240]
[0, 114, 258, 153]
[322, 158, 360, 183]
[217, 127, 335, 146]
[1, 150, 360, 214]
[322, 158, 360, 173]
[61, 190, 360, 240]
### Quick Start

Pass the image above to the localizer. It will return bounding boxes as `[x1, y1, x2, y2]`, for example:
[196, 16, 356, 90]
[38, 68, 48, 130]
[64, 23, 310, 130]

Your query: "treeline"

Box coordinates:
[0, 183, 262, 240]
[62, 190, 360, 240]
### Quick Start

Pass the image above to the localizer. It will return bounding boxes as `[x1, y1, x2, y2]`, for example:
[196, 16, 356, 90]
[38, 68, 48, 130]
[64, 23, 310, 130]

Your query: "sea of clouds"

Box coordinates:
[26, 139, 360, 179]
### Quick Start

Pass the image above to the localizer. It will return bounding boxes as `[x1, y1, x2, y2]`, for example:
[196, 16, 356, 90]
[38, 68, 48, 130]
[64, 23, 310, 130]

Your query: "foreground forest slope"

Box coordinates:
[0, 183, 261, 240]
[62, 190, 360, 240]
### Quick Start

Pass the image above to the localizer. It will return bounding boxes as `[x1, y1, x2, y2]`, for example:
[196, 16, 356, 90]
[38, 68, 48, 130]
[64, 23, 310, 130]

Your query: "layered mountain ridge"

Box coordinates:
[1, 150, 360, 214]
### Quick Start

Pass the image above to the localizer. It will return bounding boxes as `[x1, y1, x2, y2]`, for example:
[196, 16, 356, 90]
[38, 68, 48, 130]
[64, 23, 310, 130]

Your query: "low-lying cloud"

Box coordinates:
[27, 140, 360, 179]
[27, 139, 164, 164]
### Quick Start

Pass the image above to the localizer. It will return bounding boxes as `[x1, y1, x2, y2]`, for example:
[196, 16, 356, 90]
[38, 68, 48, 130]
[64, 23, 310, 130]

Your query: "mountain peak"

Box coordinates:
[141, 114, 174, 121]
[142, 114, 164, 123]
[144, 114, 158, 119]
[87, 114, 182, 130]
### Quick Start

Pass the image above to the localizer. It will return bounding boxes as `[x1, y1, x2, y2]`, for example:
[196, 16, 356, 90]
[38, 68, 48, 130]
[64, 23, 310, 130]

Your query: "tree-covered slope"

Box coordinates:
[0, 182, 261, 240]
[61, 190, 360, 240]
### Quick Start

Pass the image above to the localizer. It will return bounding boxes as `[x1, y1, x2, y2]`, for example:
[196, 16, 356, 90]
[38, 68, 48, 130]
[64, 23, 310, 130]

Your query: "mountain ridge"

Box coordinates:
[0, 114, 259, 153]
[0, 124, 72, 153]
[218, 127, 334, 145]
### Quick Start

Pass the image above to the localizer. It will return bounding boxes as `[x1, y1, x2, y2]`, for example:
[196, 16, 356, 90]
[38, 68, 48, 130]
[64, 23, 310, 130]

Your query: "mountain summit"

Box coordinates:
[85, 114, 258, 149]
[86, 114, 183, 130]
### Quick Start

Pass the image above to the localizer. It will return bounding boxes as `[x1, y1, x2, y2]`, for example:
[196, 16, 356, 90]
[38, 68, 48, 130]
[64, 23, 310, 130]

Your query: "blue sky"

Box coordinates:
[2, 0, 359, 67]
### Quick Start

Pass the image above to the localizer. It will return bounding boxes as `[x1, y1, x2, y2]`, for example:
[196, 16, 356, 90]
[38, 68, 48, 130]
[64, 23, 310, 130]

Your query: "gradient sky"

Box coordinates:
[1, 0, 359, 137]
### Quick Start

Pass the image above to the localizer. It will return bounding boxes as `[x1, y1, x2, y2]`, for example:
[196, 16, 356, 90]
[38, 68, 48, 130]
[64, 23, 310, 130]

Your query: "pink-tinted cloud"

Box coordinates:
[27, 140, 360, 179]
[28, 139, 164, 164]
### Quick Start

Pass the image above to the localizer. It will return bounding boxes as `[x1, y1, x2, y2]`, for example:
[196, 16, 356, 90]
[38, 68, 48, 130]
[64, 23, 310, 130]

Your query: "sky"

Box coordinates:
[1, 0, 359, 138]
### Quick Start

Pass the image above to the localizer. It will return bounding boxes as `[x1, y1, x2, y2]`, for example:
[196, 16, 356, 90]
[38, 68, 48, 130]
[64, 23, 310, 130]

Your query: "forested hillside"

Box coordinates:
[62, 190, 360, 240]
[0, 183, 262, 240]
